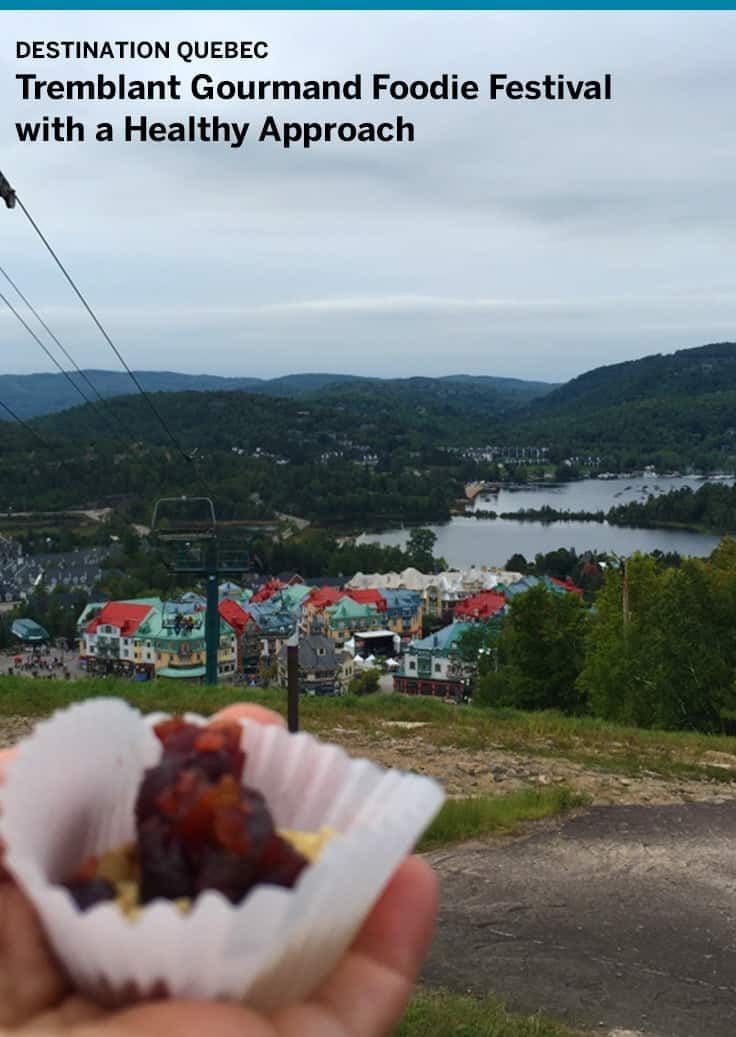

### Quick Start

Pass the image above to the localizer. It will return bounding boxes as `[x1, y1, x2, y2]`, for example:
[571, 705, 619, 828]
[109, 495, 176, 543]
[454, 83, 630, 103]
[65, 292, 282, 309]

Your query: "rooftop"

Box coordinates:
[85, 600, 154, 637]
[455, 590, 507, 620]
[11, 617, 50, 641]
[327, 597, 378, 620]
[409, 621, 473, 654]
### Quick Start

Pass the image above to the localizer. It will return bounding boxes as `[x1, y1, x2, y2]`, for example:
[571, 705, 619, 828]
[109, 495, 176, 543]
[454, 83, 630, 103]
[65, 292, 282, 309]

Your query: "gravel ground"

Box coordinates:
[423, 803, 736, 1037]
[0, 715, 35, 748]
[330, 726, 736, 807]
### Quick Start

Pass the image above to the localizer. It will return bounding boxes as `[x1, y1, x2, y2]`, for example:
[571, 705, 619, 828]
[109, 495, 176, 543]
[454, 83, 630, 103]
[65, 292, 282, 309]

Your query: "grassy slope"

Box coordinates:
[1, 676, 734, 783]
[418, 787, 585, 851]
[398, 990, 588, 1037]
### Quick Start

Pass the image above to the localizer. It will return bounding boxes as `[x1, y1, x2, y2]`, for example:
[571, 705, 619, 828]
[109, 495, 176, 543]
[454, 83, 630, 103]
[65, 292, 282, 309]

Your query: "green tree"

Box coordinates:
[477, 585, 587, 713]
[405, 527, 439, 571]
[579, 551, 736, 731]
[348, 668, 381, 696]
[577, 555, 659, 726]
[505, 553, 529, 574]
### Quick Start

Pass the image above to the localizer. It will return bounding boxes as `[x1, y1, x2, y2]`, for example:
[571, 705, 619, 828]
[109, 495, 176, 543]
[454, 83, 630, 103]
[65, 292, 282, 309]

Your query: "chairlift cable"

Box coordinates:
[0, 286, 127, 447]
[0, 396, 50, 448]
[14, 194, 194, 466]
[0, 262, 131, 443]
[1, 172, 215, 502]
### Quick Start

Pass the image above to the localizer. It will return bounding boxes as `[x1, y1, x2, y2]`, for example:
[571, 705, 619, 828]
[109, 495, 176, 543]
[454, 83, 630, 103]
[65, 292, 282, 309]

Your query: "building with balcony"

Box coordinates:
[78, 597, 238, 680]
[392, 621, 473, 698]
[379, 588, 423, 642]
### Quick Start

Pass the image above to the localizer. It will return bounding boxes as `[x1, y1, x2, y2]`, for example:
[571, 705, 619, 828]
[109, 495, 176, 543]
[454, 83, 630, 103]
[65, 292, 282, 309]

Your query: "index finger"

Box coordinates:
[0, 747, 16, 784]
[210, 702, 286, 729]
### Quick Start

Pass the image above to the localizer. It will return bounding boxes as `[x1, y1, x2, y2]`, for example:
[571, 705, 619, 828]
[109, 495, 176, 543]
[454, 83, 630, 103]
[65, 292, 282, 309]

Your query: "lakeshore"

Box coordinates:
[357, 476, 733, 567]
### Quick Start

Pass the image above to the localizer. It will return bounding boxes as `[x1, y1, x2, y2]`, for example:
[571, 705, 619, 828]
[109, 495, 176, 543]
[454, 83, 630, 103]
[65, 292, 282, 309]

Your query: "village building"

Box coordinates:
[276, 634, 354, 696]
[10, 617, 50, 644]
[137, 602, 237, 681]
[0, 539, 113, 604]
[392, 621, 473, 699]
[250, 578, 287, 604]
[379, 588, 423, 641]
[454, 589, 506, 622]
[348, 567, 524, 619]
[243, 604, 297, 675]
[273, 584, 312, 611]
[495, 574, 582, 603]
[298, 586, 344, 636]
[345, 588, 387, 611]
[78, 597, 238, 680]
[218, 581, 245, 600]
[322, 597, 381, 646]
[545, 575, 585, 596]
[218, 598, 248, 671]
[78, 599, 157, 679]
[218, 596, 298, 676]
[499, 575, 540, 601]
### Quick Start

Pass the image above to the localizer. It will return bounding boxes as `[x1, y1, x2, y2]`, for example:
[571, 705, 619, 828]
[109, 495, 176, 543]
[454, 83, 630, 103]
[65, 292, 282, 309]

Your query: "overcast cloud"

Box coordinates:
[0, 10, 734, 382]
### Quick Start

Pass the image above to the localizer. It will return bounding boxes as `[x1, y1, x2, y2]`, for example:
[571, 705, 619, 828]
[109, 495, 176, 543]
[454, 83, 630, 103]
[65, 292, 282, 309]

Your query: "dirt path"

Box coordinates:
[3, 715, 736, 807]
[424, 803, 736, 1037]
[328, 725, 736, 807]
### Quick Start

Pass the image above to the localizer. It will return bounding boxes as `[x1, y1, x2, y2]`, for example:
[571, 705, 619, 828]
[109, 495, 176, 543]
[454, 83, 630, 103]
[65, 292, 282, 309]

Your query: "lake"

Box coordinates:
[357, 476, 732, 568]
[468, 475, 729, 514]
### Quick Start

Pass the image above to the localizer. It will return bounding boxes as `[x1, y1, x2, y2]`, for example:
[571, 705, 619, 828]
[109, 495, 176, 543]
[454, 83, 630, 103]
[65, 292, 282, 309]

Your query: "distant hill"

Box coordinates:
[533, 342, 736, 413]
[2, 342, 735, 523]
[0, 369, 554, 419]
[34, 371, 555, 451]
[514, 342, 736, 466]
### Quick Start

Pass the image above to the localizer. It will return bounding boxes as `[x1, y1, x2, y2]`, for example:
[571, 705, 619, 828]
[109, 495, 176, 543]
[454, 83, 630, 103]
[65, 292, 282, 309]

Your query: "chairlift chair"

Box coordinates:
[151, 497, 251, 574]
[151, 497, 217, 572]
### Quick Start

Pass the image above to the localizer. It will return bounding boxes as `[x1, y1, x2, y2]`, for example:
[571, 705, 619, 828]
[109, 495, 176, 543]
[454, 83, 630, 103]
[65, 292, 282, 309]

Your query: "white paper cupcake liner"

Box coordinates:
[0, 698, 444, 1009]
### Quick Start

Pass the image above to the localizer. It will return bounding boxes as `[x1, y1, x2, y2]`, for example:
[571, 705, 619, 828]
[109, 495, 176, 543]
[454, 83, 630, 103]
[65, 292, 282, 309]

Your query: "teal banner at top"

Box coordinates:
[1, 1, 735, 7]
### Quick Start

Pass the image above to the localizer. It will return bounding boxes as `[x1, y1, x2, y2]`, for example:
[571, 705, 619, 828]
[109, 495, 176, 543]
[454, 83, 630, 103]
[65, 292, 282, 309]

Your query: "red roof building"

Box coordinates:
[454, 590, 506, 622]
[305, 586, 345, 611]
[346, 588, 387, 612]
[85, 601, 152, 637]
[250, 579, 286, 604]
[548, 576, 584, 596]
[218, 599, 249, 636]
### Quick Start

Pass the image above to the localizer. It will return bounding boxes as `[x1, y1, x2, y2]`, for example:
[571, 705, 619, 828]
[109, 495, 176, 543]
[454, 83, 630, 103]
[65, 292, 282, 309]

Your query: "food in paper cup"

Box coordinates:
[0, 698, 444, 1009]
[64, 715, 335, 917]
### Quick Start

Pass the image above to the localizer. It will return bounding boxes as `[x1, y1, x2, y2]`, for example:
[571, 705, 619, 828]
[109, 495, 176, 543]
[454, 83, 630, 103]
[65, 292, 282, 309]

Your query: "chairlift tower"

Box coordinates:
[151, 496, 250, 686]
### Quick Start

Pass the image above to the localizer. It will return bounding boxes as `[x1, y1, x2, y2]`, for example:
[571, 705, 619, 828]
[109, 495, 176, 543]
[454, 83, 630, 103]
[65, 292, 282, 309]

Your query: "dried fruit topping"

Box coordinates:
[152, 718, 245, 781]
[67, 717, 313, 913]
[66, 878, 116, 910]
[138, 816, 195, 903]
[255, 833, 309, 889]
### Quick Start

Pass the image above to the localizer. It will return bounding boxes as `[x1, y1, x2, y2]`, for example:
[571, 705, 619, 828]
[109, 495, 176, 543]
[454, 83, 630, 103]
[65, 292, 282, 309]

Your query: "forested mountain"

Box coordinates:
[510, 342, 736, 469]
[533, 342, 736, 412]
[1, 342, 736, 525]
[0, 369, 554, 419]
[0, 387, 483, 523]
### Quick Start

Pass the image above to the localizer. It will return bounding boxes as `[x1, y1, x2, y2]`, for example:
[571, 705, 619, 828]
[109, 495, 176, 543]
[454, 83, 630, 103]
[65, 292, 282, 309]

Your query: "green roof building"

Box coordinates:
[394, 621, 473, 699]
[323, 598, 380, 645]
[11, 618, 50, 643]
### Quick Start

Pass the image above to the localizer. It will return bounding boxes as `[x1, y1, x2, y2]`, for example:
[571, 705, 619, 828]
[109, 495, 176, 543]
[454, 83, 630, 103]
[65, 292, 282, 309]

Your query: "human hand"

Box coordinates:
[0, 703, 438, 1037]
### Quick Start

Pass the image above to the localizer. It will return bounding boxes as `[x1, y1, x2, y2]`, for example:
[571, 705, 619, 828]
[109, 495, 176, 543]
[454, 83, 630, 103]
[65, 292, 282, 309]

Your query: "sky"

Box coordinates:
[0, 10, 734, 383]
